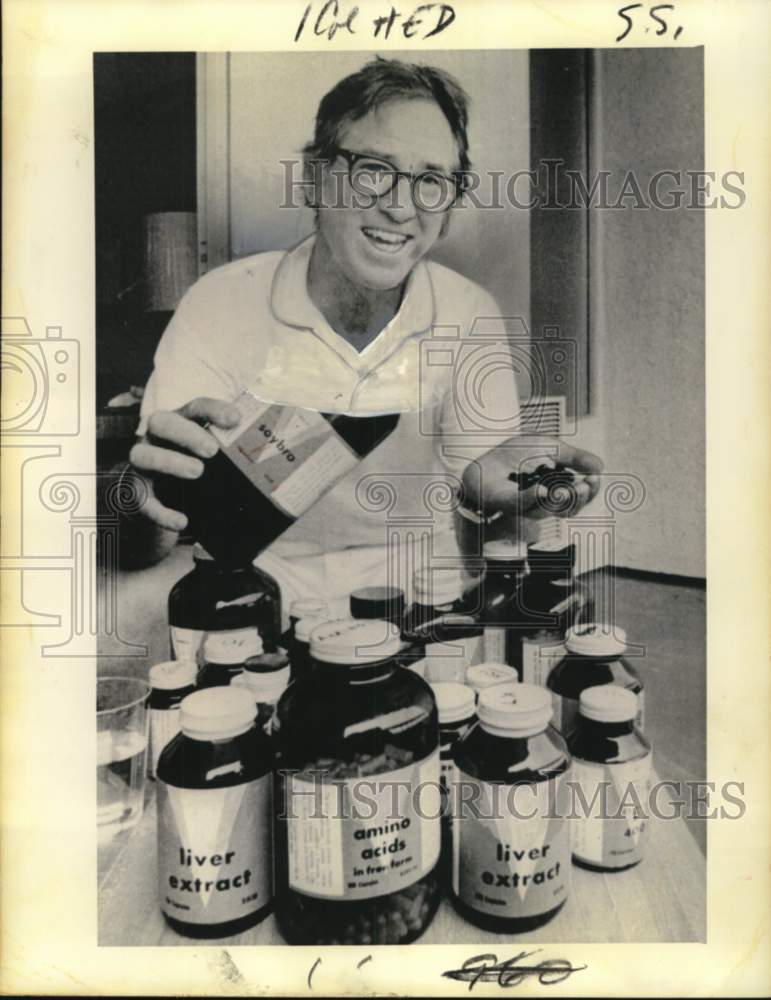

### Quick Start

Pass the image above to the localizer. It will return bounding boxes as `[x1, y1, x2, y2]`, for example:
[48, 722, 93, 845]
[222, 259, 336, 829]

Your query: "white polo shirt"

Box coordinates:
[139, 235, 521, 614]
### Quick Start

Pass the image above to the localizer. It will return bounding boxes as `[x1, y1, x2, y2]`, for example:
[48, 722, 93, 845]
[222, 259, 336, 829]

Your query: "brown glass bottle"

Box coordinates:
[452, 683, 571, 933]
[273, 618, 441, 946]
[402, 568, 482, 683]
[469, 541, 528, 665]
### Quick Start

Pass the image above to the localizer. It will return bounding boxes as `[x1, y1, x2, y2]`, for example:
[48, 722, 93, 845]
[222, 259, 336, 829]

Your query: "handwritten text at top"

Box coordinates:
[294, 2, 456, 42]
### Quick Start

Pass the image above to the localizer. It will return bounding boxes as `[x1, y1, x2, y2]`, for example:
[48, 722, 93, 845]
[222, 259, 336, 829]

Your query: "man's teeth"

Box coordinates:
[362, 227, 410, 251]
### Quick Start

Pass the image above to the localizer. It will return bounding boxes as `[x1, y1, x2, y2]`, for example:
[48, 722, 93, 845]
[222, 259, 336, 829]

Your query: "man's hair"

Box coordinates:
[303, 57, 471, 175]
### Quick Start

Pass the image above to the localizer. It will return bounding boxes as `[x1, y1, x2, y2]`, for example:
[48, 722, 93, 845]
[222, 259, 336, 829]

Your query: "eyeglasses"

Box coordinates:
[332, 147, 465, 213]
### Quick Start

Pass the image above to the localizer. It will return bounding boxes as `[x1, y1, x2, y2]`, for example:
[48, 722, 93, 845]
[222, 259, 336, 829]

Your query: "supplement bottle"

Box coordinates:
[349, 585, 406, 627]
[568, 686, 651, 871]
[198, 629, 263, 689]
[155, 392, 399, 564]
[287, 615, 328, 681]
[147, 660, 197, 780]
[280, 598, 330, 651]
[474, 541, 528, 664]
[274, 618, 442, 945]
[452, 683, 571, 932]
[230, 655, 292, 734]
[509, 541, 593, 685]
[465, 662, 519, 701]
[156, 687, 274, 938]
[167, 544, 282, 662]
[431, 682, 476, 882]
[402, 568, 482, 683]
[547, 624, 644, 736]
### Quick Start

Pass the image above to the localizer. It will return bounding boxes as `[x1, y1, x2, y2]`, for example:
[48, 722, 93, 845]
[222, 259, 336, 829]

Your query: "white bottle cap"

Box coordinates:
[192, 543, 214, 562]
[413, 567, 464, 606]
[579, 685, 638, 723]
[483, 540, 527, 561]
[478, 682, 553, 737]
[231, 666, 290, 704]
[179, 687, 257, 740]
[295, 615, 329, 643]
[431, 682, 476, 724]
[202, 628, 263, 664]
[565, 623, 627, 657]
[309, 618, 404, 665]
[149, 660, 197, 691]
[289, 597, 329, 620]
[465, 661, 519, 694]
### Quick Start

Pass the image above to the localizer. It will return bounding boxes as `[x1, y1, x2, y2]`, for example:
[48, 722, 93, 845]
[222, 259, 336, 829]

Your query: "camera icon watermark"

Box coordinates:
[0, 317, 80, 435]
[418, 316, 577, 439]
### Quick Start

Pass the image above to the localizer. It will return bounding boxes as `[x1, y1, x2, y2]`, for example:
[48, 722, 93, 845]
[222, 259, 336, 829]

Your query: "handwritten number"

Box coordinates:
[650, 4, 674, 35]
[616, 3, 643, 42]
[307, 957, 321, 990]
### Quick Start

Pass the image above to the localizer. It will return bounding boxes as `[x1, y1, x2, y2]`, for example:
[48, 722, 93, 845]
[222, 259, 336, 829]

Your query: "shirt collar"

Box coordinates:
[270, 234, 436, 347]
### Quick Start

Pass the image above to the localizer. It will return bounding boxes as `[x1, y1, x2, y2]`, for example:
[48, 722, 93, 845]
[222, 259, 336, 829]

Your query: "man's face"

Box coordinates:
[315, 98, 460, 292]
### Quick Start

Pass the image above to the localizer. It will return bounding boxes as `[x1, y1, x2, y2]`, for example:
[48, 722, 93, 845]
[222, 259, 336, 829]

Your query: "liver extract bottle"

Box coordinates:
[167, 544, 282, 662]
[156, 687, 274, 938]
[568, 685, 651, 871]
[547, 624, 644, 735]
[273, 618, 441, 945]
[452, 683, 571, 932]
[155, 393, 399, 565]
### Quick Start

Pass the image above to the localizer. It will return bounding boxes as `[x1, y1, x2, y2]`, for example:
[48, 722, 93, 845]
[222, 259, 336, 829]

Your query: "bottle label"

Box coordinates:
[482, 626, 507, 664]
[286, 750, 441, 901]
[212, 396, 360, 518]
[157, 774, 272, 926]
[571, 755, 651, 868]
[169, 626, 204, 662]
[453, 771, 570, 920]
[423, 637, 480, 685]
[149, 707, 182, 779]
[521, 639, 565, 687]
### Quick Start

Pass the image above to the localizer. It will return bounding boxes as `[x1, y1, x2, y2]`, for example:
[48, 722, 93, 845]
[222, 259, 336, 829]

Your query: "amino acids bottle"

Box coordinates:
[147, 660, 197, 780]
[451, 683, 571, 932]
[475, 541, 528, 664]
[402, 568, 482, 683]
[273, 618, 441, 946]
[197, 629, 263, 689]
[508, 541, 593, 685]
[547, 624, 644, 736]
[568, 686, 651, 871]
[156, 687, 274, 938]
[167, 544, 282, 663]
[155, 392, 399, 564]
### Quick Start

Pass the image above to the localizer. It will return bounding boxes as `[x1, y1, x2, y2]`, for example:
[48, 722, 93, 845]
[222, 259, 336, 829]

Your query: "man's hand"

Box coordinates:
[461, 435, 604, 534]
[128, 397, 241, 531]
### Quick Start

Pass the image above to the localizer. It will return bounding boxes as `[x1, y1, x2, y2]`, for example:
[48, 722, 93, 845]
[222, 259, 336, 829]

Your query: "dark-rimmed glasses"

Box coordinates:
[332, 147, 465, 213]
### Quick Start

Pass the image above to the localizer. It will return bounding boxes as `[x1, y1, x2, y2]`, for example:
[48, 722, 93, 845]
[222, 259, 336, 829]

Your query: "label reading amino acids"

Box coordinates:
[571, 755, 651, 868]
[287, 751, 441, 900]
[453, 772, 570, 920]
[157, 774, 272, 926]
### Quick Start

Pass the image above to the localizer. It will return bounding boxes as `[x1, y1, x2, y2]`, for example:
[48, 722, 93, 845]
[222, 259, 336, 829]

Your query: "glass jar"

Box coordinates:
[402, 568, 482, 683]
[465, 661, 519, 701]
[274, 618, 441, 945]
[547, 624, 644, 735]
[472, 541, 528, 664]
[230, 654, 292, 734]
[452, 683, 571, 932]
[197, 628, 263, 689]
[568, 686, 651, 871]
[287, 615, 329, 682]
[156, 687, 274, 938]
[147, 660, 197, 779]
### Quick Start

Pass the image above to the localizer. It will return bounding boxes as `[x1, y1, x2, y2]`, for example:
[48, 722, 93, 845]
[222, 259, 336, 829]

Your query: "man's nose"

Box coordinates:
[378, 174, 418, 222]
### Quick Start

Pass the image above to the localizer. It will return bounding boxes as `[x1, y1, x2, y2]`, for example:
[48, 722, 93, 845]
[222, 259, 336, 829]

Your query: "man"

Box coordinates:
[125, 58, 601, 613]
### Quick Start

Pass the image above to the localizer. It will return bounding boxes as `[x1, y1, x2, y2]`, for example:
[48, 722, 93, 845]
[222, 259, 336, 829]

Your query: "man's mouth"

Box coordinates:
[361, 227, 412, 254]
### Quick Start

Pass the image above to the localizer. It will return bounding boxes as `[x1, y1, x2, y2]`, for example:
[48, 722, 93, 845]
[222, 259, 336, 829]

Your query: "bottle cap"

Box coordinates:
[244, 652, 289, 673]
[566, 623, 627, 657]
[431, 682, 476, 724]
[413, 567, 464, 606]
[478, 682, 553, 737]
[192, 543, 214, 562]
[295, 615, 329, 643]
[579, 684, 638, 723]
[350, 586, 406, 621]
[202, 628, 263, 664]
[483, 540, 527, 562]
[465, 661, 519, 694]
[149, 660, 197, 691]
[289, 597, 329, 621]
[310, 617, 404, 665]
[179, 687, 257, 740]
[527, 540, 575, 573]
[231, 666, 290, 704]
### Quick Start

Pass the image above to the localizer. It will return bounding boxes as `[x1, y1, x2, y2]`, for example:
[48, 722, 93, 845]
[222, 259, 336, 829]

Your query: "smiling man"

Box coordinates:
[126, 58, 601, 610]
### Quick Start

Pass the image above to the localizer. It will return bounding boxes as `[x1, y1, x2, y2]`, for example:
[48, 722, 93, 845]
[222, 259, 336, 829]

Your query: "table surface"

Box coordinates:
[98, 777, 705, 947]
